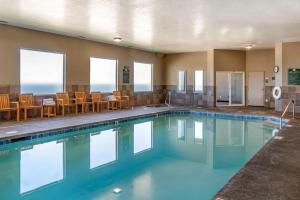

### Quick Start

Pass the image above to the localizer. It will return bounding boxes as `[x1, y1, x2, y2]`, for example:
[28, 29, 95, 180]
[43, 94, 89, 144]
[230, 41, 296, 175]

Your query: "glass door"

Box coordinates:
[216, 71, 245, 106]
[230, 72, 245, 106]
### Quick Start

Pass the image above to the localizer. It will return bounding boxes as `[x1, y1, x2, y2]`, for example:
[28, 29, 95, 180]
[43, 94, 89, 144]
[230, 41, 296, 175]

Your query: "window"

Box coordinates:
[20, 141, 64, 194]
[195, 70, 204, 92]
[178, 70, 186, 91]
[20, 49, 64, 95]
[90, 57, 117, 93]
[134, 62, 152, 92]
[90, 129, 117, 169]
[194, 121, 203, 144]
[134, 121, 153, 154]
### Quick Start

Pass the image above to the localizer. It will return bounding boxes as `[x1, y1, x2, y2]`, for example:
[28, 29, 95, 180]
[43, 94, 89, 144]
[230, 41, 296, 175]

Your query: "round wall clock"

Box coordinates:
[273, 66, 279, 73]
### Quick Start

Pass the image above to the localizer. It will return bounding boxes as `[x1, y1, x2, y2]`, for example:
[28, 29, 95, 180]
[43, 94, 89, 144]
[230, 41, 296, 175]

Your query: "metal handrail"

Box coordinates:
[280, 99, 295, 128]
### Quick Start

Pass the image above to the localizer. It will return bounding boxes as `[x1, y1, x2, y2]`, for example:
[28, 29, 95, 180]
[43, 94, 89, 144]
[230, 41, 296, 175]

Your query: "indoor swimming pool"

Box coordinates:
[0, 113, 280, 200]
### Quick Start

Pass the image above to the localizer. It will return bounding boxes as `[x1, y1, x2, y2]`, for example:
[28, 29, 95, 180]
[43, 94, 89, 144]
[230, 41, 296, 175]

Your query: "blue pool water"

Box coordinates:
[0, 114, 279, 200]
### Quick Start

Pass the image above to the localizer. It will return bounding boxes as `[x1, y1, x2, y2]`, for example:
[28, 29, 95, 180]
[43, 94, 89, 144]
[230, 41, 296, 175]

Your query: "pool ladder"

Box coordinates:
[280, 99, 295, 128]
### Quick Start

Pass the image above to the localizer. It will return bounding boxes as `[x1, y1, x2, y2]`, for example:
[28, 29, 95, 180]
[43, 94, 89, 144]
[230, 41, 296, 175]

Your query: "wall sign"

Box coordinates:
[288, 68, 300, 85]
[123, 66, 130, 84]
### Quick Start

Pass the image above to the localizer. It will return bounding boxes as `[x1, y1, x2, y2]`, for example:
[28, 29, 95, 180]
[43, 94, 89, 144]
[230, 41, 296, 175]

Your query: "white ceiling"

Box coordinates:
[1, 0, 300, 53]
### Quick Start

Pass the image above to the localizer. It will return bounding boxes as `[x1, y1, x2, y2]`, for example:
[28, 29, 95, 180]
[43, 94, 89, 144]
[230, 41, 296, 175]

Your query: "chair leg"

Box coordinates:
[62, 106, 65, 116]
[24, 109, 27, 121]
[41, 107, 44, 118]
[7, 111, 11, 120]
[75, 104, 78, 115]
[16, 109, 20, 121]
[54, 106, 57, 116]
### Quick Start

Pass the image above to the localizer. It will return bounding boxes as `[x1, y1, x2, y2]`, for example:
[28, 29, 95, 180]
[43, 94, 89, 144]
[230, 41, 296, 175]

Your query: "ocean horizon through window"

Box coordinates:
[90, 57, 117, 93]
[20, 49, 64, 95]
[134, 62, 153, 92]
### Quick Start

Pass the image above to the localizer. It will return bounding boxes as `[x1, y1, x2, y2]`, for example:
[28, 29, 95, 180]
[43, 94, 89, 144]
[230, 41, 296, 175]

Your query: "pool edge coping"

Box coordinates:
[0, 108, 288, 146]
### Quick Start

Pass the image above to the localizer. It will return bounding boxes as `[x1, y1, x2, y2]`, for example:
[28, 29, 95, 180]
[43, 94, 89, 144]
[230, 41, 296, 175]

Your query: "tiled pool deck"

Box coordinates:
[0, 106, 299, 200]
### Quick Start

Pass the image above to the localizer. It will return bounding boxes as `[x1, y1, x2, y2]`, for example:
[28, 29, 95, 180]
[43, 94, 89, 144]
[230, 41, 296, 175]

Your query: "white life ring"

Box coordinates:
[272, 87, 282, 100]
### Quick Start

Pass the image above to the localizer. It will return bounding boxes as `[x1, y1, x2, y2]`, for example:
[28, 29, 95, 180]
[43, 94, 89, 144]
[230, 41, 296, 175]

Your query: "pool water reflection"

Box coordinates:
[0, 114, 279, 200]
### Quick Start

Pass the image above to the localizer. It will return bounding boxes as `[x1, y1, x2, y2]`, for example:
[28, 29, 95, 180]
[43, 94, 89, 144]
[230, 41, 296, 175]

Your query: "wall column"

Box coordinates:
[275, 43, 283, 111]
[206, 49, 215, 107]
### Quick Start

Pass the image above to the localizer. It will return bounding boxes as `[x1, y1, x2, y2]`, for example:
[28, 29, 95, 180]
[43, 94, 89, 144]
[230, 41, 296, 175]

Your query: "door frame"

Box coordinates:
[247, 71, 265, 106]
[216, 71, 245, 107]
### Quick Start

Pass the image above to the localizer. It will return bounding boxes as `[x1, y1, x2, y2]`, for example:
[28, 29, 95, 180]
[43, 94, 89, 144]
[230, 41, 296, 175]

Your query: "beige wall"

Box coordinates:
[164, 52, 207, 85]
[282, 42, 300, 86]
[214, 50, 246, 71]
[0, 24, 164, 86]
[246, 49, 275, 86]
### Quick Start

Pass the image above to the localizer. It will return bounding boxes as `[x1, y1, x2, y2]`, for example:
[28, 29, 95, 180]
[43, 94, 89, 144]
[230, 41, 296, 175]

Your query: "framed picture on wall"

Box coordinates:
[123, 66, 130, 84]
[288, 68, 300, 85]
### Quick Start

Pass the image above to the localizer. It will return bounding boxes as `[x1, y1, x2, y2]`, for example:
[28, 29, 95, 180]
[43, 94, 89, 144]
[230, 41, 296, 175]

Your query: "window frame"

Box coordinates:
[194, 69, 204, 93]
[177, 70, 186, 92]
[133, 61, 153, 93]
[89, 56, 118, 93]
[19, 48, 66, 96]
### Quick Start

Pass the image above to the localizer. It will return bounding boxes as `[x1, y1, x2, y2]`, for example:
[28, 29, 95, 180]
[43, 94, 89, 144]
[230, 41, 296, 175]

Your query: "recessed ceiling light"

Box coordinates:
[0, 20, 8, 24]
[245, 44, 254, 50]
[113, 36, 123, 42]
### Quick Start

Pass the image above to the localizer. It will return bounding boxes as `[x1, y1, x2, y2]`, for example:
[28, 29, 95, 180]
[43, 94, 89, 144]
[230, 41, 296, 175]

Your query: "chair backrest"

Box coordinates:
[113, 91, 121, 96]
[56, 92, 69, 104]
[75, 92, 87, 103]
[19, 94, 34, 107]
[0, 94, 10, 109]
[113, 91, 121, 100]
[91, 92, 102, 102]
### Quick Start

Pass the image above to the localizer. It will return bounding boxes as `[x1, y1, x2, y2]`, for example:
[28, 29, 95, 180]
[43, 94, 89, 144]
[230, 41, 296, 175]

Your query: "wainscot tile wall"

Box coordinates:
[264, 86, 275, 108]
[165, 85, 215, 107]
[0, 84, 167, 106]
[0, 84, 167, 120]
[275, 86, 300, 112]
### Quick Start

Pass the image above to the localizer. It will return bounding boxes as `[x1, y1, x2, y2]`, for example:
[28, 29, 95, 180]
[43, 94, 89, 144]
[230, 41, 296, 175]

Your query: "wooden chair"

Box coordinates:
[113, 91, 129, 109]
[91, 92, 108, 112]
[107, 95, 118, 110]
[0, 94, 20, 121]
[56, 92, 74, 116]
[74, 92, 92, 114]
[19, 94, 43, 120]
